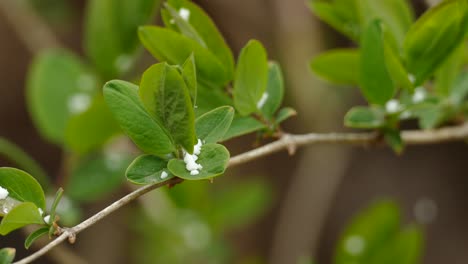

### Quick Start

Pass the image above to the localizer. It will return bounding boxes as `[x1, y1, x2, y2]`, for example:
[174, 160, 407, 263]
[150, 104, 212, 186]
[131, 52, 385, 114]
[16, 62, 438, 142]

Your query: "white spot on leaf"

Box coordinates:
[344, 235, 366, 256]
[179, 8, 190, 21]
[257, 92, 269, 110]
[68, 93, 91, 114]
[0, 186, 8, 200]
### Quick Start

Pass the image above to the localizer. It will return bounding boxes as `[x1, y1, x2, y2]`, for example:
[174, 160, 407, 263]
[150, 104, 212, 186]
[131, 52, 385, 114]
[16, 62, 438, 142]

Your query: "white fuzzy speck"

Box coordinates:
[412, 87, 426, 103]
[179, 8, 190, 21]
[344, 235, 366, 256]
[38, 208, 44, 216]
[183, 139, 204, 175]
[385, 99, 401, 114]
[68, 93, 91, 114]
[161, 171, 168, 179]
[414, 197, 438, 224]
[257, 92, 269, 109]
[0, 186, 8, 200]
[77, 74, 96, 92]
[193, 139, 203, 155]
[43, 215, 51, 224]
[190, 170, 199, 175]
[115, 55, 133, 73]
[408, 74, 416, 84]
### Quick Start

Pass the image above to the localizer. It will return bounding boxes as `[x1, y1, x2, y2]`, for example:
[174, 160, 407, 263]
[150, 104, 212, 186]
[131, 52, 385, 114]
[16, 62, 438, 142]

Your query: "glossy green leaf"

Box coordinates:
[310, 49, 360, 86]
[84, 0, 159, 77]
[360, 20, 395, 105]
[27, 50, 97, 144]
[275, 107, 297, 124]
[259, 62, 285, 119]
[168, 143, 229, 180]
[66, 152, 132, 202]
[24, 227, 49, 249]
[139, 26, 229, 87]
[344, 106, 385, 129]
[450, 72, 468, 106]
[140, 63, 196, 153]
[164, 1, 235, 80]
[0, 168, 45, 209]
[65, 96, 121, 154]
[103, 80, 175, 155]
[0, 248, 15, 264]
[0, 202, 44, 235]
[195, 84, 233, 116]
[126, 155, 173, 185]
[335, 200, 400, 264]
[195, 106, 235, 144]
[222, 116, 266, 141]
[404, 0, 468, 86]
[233, 40, 269, 116]
[435, 43, 465, 96]
[181, 54, 197, 105]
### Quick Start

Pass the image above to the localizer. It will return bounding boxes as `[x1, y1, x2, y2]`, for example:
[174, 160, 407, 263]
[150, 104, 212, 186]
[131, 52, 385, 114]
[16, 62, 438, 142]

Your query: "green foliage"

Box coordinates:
[126, 155, 173, 185]
[0, 203, 44, 235]
[24, 227, 49, 249]
[310, 49, 360, 86]
[260, 62, 285, 119]
[222, 116, 266, 141]
[0, 248, 15, 264]
[0, 168, 46, 209]
[344, 107, 385, 129]
[195, 106, 235, 144]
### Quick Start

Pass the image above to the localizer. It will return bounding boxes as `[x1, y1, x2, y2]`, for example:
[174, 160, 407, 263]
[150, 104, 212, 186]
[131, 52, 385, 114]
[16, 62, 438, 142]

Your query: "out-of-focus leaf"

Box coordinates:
[139, 63, 196, 153]
[310, 48, 360, 86]
[360, 20, 395, 105]
[168, 143, 229, 180]
[260, 62, 285, 119]
[196, 106, 235, 144]
[404, 0, 468, 86]
[27, 50, 97, 144]
[435, 43, 465, 96]
[126, 155, 173, 185]
[450, 72, 468, 106]
[233, 40, 269, 116]
[344, 106, 385, 129]
[0, 168, 45, 209]
[275, 107, 297, 124]
[412, 103, 449, 129]
[66, 152, 132, 202]
[84, 0, 160, 77]
[0, 203, 44, 235]
[384, 43, 413, 92]
[103, 80, 175, 155]
[384, 128, 404, 154]
[24, 227, 49, 249]
[65, 96, 121, 154]
[0, 248, 15, 264]
[222, 116, 266, 141]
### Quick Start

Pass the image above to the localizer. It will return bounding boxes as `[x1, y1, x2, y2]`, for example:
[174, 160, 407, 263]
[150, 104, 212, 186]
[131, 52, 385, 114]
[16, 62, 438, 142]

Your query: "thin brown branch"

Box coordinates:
[14, 122, 468, 264]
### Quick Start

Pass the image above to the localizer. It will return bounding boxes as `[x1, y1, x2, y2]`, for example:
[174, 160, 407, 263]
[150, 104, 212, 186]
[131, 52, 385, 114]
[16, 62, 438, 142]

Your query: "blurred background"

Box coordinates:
[0, 0, 467, 263]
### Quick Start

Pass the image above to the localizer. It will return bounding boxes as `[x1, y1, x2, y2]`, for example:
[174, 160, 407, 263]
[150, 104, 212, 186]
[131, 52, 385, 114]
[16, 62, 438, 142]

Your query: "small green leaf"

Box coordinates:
[435, 43, 465, 96]
[0, 248, 15, 264]
[450, 72, 468, 106]
[412, 103, 448, 129]
[384, 43, 413, 92]
[0, 168, 45, 209]
[84, 0, 160, 77]
[126, 155, 173, 185]
[65, 96, 121, 154]
[139, 26, 229, 87]
[360, 20, 395, 105]
[310, 49, 360, 86]
[103, 80, 175, 156]
[275, 107, 297, 124]
[139, 63, 196, 153]
[48, 188, 64, 231]
[404, 0, 468, 85]
[384, 128, 404, 154]
[181, 54, 197, 105]
[27, 50, 97, 144]
[168, 143, 229, 180]
[233, 40, 269, 116]
[344, 106, 385, 129]
[222, 116, 266, 141]
[66, 152, 132, 202]
[196, 106, 235, 143]
[260, 62, 285, 119]
[24, 227, 49, 249]
[0, 202, 44, 235]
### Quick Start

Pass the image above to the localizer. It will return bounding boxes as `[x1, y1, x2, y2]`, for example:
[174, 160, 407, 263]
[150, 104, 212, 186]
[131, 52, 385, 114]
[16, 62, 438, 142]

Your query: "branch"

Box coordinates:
[14, 122, 468, 264]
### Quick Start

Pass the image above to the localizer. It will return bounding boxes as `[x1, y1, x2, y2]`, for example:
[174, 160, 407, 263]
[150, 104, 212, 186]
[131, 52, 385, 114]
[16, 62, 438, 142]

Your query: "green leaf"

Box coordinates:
[164, 1, 235, 80]
[275, 107, 297, 124]
[344, 106, 385, 129]
[450, 72, 468, 106]
[260, 62, 285, 119]
[27, 50, 97, 144]
[435, 43, 465, 96]
[195, 106, 235, 143]
[126, 155, 173, 185]
[195, 84, 233, 116]
[65, 96, 121, 154]
[0, 202, 44, 235]
[139, 63, 196, 153]
[360, 20, 395, 105]
[167, 143, 229, 180]
[404, 0, 468, 86]
[103, 80, 175, 155]
[384, 128, 404, 154]
[335, 200, 400, 264]
[384, 43, 413, 92]
[84, 0, 160, 77]
[412, 103, 448, 129]
[181, 54, 197, 105]
[310, 48, 360, 86]
[222, 116, 266, 141]
[66, 152, 131, 202]
[24, 227, 49, 249]
[0, 248, 15, 264]
[0, 168, 45, 209]
[164, 4, 207, 47]
[233, 40, 269, 116]
[139, 26, 229, 87]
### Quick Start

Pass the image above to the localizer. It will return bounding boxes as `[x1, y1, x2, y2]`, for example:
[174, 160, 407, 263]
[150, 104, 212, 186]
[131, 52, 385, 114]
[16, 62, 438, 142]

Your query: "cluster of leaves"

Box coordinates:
[309, 0, 468, 152]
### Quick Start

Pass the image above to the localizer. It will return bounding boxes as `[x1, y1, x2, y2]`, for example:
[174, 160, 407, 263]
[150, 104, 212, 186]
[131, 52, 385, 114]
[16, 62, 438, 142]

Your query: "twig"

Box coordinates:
[13, 122, 468, 264]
